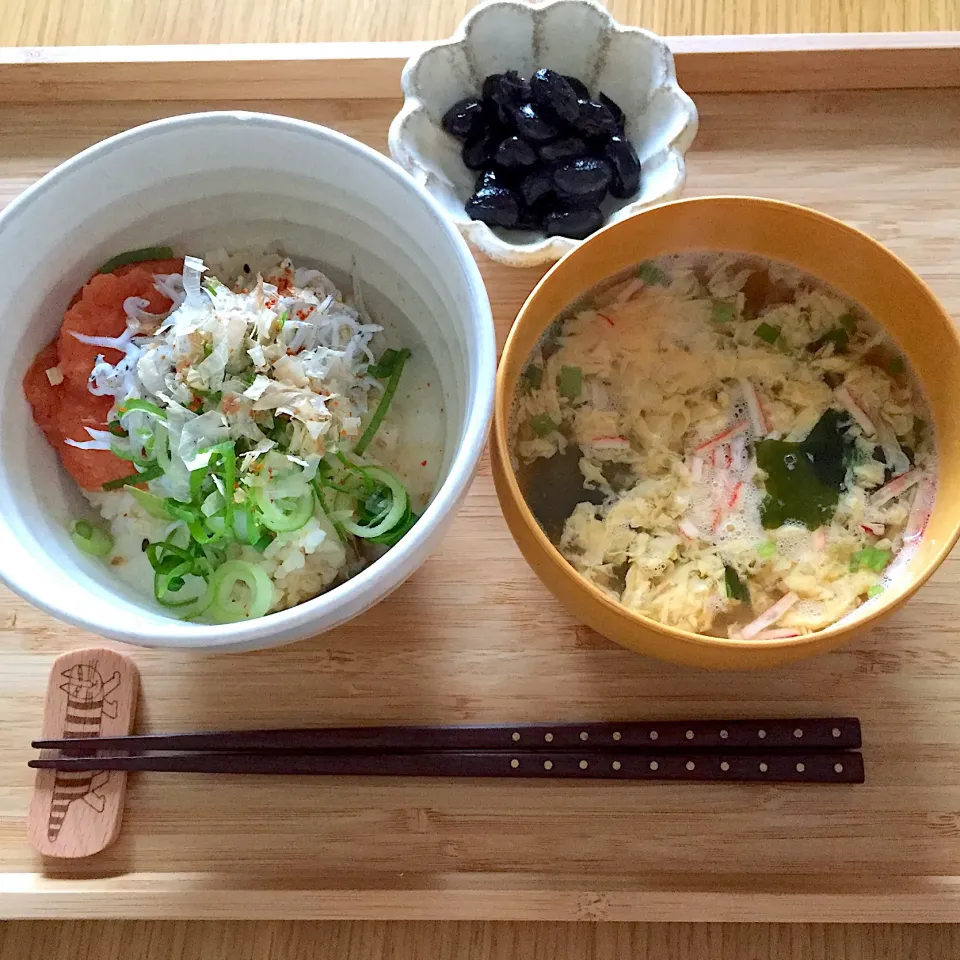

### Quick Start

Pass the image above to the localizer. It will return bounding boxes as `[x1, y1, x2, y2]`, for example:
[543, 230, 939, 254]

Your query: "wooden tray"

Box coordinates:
[2, 32, 960, 923]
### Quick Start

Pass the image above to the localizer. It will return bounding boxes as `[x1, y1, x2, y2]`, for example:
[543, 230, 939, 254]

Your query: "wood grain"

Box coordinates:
[2, 79, 960, 922]
[26, 648, 138, 858]
[5, 4, 958, 959]
[1, 34, 959, 104]
[3, 920, 960, 960]
[0, 0, 958, 46]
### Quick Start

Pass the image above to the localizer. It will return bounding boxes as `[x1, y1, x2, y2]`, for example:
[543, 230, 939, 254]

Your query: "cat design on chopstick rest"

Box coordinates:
[46, 661, 121, 844]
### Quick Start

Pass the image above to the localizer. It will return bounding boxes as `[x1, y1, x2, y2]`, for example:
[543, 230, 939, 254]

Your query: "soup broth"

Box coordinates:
[511, 252, 936, 639]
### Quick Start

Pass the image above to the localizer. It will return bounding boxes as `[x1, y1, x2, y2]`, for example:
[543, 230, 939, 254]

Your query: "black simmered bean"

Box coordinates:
[462, 133, 502, 170]
[562, 75, 591, 99]
[603, 135, 641, 198]
[466, 187, 520, 228]
[482, 71, 529, 107]
[544, 207, 604, 239]
[495, 135, 538, 171]
[520, 169, 554, 208]
[597, 92, 626, 132]
[513, 207, 543, 231]
[553, 157, 611, 197]
[557, 186, 607, 210]
[530, 68, 580, 124]
[441, 98, 487, 141]
[512, 103, 558, 144]
[475, 169, 507, 192]
[539, 136, 589, 165]
[570, 98, 620, 139]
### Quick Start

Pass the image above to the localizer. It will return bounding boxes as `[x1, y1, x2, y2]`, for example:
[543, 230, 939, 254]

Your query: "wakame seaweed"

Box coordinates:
[756, 408, 854, 530]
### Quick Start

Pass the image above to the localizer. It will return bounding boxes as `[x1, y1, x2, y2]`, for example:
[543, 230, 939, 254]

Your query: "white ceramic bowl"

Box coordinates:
[0, 112, 495, 652]
[388, 0, 699, 267]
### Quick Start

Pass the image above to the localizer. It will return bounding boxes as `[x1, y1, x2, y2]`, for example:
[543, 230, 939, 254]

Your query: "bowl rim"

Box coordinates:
[387, 0, 699, 268]
[493, 194, 960, 654]
[0, 110, 497, 648]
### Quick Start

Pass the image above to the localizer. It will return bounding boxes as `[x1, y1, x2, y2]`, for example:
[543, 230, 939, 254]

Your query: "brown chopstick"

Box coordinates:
[32, 717, 861, 753]
[28, 749, 864, 783]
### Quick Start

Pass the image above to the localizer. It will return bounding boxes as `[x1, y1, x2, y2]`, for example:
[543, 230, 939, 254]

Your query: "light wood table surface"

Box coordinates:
[3, 1, 959, 958]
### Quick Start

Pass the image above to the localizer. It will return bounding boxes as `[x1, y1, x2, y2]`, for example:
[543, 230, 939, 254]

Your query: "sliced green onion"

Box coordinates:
[850, 547, 892, 573]
[867, 584, 885, 599]
[712, 301, 735, 324]
[755, 322, 780, 344]
[110, 443, 141, 462]
[808, 327, 850, 352]
[277, 310, 288, 330]
[118, 398, 167, 420]
[209, 560, 274, 622]
[367, 347, 405, 379]
[558, 365, 582, 402]
[522, 365, 543, 390]
[530, 414, 558, 438]
[367, 502, 417, 546]
[154, 424, 172, 473]
[98, 245, 174, 274]
[341, 466, 407, 540]
[313, 480, 346, 541]
[838, 313, 857, 333]
[208, 441, 236, 531]
[354, 348, 411, 456]
[638, 261, 669, 286]
[252, 533, 275, 553]
[757, 540, 777, 559]
[71, 519, 113, 556]
[201, 491, 225, 517]
[102, 462, 163, 491]
[254, 485, 315, 533]
[127, 486, 172, 519]
[187, 514, 229, 544]
[163, 499, 200, 524]
[888, 357, 906, 376]
[724, 564, 750, 602]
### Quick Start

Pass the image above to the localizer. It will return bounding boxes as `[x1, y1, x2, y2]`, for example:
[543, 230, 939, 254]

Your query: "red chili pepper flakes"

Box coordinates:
[421, 460, 427, 467]
[598, 312, 616, 327]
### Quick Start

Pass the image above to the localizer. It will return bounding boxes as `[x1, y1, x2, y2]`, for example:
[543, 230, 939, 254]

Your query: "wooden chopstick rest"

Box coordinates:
[26, 647, 139, 858]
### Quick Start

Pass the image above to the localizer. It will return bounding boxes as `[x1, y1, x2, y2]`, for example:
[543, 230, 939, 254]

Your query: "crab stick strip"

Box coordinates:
[695, 420, 749, 458]
[740, 592, 800, 641]
[751, 628, 802, 641]
[835, 385, 876, 437]
[870, 468, 923, 508]
[589, 435, 631, 451]
[811, 527, 827, 550]
[727, 481, 744, 510]
[690, 455, 705, 483]
[861, 521, 885, 536]
[738, 378, 768, 436]
[679, 519, 702, 540]
[615, 277, 645, 304]
[903, 477, 935, 544]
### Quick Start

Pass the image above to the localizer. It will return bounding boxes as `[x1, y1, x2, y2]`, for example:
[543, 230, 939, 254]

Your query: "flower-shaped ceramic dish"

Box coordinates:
[388, 0, 699, 267]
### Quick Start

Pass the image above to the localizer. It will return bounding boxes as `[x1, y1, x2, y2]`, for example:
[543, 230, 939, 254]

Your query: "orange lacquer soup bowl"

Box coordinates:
[491, 197, 960, 669]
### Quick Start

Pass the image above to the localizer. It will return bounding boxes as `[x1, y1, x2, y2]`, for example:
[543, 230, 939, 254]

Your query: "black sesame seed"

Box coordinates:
[141, 538, 149, 552]
[243, 263, 251, 274]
